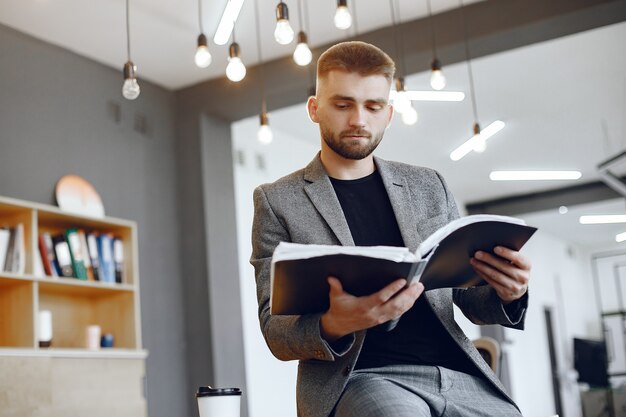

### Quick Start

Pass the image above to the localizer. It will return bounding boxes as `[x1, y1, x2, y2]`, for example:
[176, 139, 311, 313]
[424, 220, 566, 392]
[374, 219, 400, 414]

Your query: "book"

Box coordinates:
[0, 228, 10, 271]
[270, 214, 537, 316]
[10, 224, 25, 275]
[38, 233, 59, 277]
[3, 227, 15, 272]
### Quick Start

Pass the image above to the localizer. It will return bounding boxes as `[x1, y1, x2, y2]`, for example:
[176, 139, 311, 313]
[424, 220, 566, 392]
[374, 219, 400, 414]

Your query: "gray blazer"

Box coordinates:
[250, 154, 526, 417]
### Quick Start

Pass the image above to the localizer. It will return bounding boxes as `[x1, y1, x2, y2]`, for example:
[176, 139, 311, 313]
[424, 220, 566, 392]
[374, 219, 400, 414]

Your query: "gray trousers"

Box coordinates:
[333, 365, 522, 417]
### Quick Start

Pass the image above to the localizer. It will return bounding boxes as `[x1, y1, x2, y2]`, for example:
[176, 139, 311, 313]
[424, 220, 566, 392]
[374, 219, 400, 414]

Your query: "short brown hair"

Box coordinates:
[317, 41, 396, 82]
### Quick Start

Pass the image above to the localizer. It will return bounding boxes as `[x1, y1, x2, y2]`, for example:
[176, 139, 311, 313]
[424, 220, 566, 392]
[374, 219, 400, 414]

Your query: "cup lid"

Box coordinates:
[196, 386, 242, 397]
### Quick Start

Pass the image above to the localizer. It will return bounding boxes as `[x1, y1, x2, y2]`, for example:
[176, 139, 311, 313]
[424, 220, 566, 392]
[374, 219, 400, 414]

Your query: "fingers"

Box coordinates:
[367, 278, 408, 304]
[470, 248, 530, 302]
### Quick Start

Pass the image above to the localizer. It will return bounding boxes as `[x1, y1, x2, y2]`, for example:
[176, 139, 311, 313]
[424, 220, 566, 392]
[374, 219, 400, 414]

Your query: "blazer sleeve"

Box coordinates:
[435, 170, 528, 330]
[250, 185, 353, 362]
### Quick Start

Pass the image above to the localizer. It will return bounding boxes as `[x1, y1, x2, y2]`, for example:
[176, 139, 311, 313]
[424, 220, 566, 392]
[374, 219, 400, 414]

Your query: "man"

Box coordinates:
[250, 41, 531, 417]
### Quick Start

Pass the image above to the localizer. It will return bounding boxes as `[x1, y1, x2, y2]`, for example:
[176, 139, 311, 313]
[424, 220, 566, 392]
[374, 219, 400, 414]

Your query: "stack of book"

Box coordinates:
[38, 228, 125, 284]
[0, 224, 26, 275]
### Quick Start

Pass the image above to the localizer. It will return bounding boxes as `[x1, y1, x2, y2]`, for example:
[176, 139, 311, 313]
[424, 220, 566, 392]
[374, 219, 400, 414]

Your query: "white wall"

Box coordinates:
[232, 111, 606, 417]
[505, 228, 601, 417]
[232, 113, 318, 417]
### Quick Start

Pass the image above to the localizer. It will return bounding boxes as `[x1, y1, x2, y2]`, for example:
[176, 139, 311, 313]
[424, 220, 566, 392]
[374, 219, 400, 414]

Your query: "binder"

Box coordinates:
[97, 233, 115, 283]
[87, 232, 103, 281]
[113, 238, 124, 284]
[65, 228, 88, 280]
[77, 229, 95, 281]
[52, 235, 74, 278]
[38, 232, 59, 277]
[0, 228, 10, 272]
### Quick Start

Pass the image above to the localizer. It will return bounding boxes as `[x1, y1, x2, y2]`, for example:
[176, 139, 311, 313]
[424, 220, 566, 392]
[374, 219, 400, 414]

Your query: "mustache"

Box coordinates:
[340, 129, 372, 139]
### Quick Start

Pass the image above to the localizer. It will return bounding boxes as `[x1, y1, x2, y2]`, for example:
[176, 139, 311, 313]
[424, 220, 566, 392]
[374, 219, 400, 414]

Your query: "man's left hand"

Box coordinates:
[469, 246, 531, 304]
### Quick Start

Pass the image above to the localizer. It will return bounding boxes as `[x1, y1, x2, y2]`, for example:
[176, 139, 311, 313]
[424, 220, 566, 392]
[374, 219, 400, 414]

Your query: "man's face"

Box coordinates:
[308, 71, 393, 160]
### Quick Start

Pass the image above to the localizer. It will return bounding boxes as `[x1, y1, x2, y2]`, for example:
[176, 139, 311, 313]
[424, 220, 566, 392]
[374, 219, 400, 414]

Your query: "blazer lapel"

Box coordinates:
[303, 155, 355, 246]
[375, 157, 422, 252]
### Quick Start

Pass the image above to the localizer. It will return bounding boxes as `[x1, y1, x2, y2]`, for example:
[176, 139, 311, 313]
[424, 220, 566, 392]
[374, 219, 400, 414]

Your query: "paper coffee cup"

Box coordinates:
[196, 386, 242, 417]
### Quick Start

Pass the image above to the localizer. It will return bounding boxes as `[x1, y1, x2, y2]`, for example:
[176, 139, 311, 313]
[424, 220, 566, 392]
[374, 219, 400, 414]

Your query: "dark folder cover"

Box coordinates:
[270, 219, 537, 316]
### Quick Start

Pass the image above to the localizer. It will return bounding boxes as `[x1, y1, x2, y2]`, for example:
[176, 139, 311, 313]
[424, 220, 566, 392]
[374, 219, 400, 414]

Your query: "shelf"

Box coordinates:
[0, 347, 148, 359]
[0, 278, 34, 348]
[37, 276, 135, 296]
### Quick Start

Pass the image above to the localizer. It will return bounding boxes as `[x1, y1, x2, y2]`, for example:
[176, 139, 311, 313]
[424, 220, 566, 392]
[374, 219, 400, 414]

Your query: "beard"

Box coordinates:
[321, 126, 384, 160]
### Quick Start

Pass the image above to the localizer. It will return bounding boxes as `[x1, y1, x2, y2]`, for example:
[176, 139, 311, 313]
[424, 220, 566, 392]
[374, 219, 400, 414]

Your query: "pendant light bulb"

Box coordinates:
[226, 42, 246, 82]
[393, 78, 411, 114]
[293, 32, 312, 66]
[402, 105, 418, 126]
[274, 2, 294, 44]
[472, 123, 486, 152]
[334, 0, 352, 30]
[258, 112, 273, 144]
[194, 34, 212, 68]
[122, 61, 140, 100]
[429, 59, 446, 90]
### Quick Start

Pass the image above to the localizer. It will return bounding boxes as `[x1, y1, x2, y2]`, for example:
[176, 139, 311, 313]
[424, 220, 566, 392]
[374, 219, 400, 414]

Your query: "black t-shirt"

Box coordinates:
[329, 170, 481, 375]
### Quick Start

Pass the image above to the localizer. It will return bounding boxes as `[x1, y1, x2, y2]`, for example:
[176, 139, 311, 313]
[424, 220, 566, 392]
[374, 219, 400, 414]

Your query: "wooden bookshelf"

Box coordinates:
[0, 195, 143, 353]
[0, 195, 147, 417]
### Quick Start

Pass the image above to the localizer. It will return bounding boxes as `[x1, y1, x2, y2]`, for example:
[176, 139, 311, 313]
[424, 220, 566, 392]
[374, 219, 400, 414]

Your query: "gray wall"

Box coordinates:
[0, 25, 190, 417]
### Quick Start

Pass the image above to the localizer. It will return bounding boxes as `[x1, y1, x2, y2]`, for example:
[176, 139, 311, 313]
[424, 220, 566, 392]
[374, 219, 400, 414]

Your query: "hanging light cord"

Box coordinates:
[197, 0, 204, 34]
[304, 0, 315, 92]
[297, 0, 304, 33]
[389, 0, 406, 78]
[352, 0, 359, 36]
[426, 0, 438, 59]
[125, 0, 131, 61]
[460, 0, 479, 124]
[253, 0, 266, 112]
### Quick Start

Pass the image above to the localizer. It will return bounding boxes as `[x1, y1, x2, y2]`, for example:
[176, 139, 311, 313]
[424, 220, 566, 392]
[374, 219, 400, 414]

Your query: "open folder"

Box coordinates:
[270, 214, 537, 316]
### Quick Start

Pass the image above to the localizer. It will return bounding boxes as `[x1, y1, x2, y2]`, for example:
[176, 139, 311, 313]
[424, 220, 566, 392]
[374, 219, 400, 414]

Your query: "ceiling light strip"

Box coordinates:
[450, 120, 505, 161]
[389, 90, 465, 102]
[214, 0, 245, 45]
[490, 171, 582, 181]
[580, 215, 626, 225]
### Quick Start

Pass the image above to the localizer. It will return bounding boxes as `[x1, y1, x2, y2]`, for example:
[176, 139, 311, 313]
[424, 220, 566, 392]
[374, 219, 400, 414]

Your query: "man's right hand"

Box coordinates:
[319, 277, 424, 342]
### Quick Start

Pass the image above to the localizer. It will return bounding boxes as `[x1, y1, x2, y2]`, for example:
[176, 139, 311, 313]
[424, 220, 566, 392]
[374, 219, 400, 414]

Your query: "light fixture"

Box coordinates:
[559, 206, 568, 214]
[274, 1, 295, 45]
[616, 232, 626, 243]
[255, 0, 273, 144]
[489, 171, 582, 181]
[194, 34, 212, 68]
[214, 0, 245, 46]
[194, 0, 212, 68]
[449, 120, 505, 161]
[226, 42, 246, 82]
[401, 105, 419, 126]
[426, 0, 446, 90]
[392, 77, 411, 114]
[293, 32, 313, 66]
[258, 110, 273, 144]
[430, 58, 446, 90]
[389, 90, 465, 102]
[293, 0, 312, 66]
[580, 215, 626, 225]
[121, 0, 140, 100]
[334, 0, 352, 30]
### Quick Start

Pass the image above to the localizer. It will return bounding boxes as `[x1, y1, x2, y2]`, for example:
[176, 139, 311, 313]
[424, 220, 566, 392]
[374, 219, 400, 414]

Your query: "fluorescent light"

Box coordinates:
[389, 90, 465, 102]
[580, 215, 626, 224]
[617, 232, 626, 242]
[489, 171, 582, 181]
[450, 120, 505, 161]
[214, 0, 245, 45]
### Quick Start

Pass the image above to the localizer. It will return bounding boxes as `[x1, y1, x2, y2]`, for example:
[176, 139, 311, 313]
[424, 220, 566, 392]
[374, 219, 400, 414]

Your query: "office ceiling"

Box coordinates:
[1, 1, 625, 250]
